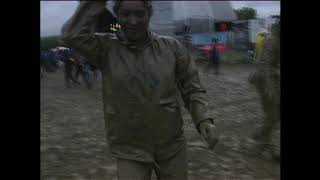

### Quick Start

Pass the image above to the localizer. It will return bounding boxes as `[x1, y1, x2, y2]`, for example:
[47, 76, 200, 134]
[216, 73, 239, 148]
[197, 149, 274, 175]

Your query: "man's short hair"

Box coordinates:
[113, 0, 154, 18]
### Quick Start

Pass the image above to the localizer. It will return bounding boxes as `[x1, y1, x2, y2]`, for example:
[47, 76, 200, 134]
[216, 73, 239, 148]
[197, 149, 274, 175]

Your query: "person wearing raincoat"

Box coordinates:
[61, 1, 220, 179]
[249, 21, 280, 161]
[253, 31, 269, 63]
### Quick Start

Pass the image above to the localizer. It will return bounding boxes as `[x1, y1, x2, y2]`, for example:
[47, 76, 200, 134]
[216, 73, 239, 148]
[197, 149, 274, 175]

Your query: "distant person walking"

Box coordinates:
[210, 37, 220, 75]
[62, 48, 78, 88]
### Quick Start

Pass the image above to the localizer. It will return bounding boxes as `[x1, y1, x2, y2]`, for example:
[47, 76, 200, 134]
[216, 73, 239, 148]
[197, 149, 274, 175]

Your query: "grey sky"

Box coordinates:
[40, 1, 280, 37]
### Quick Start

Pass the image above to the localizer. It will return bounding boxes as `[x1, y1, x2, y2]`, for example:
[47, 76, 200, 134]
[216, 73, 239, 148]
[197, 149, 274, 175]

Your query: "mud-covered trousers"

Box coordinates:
[259, 92, 280, 145]
[116, 144, 188, 180]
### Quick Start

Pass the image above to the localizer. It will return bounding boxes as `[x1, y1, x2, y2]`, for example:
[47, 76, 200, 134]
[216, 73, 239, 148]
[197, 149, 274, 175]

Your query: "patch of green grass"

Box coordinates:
[40, 36, 62, 51]
[191, 49, 253, 64]
[221, 50, 251, 64]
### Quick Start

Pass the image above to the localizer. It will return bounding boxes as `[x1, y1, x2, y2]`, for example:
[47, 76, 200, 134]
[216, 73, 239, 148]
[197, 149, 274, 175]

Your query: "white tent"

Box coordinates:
[106, 1, 236, 36]
[150, 1, 236, 36]
[173, 1, 236, 21]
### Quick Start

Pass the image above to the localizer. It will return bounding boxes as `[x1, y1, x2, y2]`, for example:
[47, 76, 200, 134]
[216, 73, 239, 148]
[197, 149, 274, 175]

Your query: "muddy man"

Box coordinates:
[62, 1, 220, 179]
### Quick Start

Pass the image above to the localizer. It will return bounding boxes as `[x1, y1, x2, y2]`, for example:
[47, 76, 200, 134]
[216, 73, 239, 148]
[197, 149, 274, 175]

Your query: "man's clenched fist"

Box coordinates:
[199, 120, 220, 150]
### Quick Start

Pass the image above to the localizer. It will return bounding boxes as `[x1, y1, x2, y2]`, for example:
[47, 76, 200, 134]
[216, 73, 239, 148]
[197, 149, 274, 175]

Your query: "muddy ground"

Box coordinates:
[41, 62, 280, 180]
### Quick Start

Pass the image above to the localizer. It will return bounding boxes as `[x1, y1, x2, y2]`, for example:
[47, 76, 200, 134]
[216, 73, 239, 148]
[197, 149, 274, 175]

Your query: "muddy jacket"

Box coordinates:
[61, 1, 213, 162]
[249, 33, 280, 103]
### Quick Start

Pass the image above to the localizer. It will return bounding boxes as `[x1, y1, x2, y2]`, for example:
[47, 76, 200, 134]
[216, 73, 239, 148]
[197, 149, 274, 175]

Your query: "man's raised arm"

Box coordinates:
[61, 1, 109, 68]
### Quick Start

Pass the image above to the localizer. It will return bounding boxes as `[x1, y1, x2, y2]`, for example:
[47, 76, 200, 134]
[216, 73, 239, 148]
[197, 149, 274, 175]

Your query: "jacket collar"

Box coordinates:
[116, 30, 155, 50]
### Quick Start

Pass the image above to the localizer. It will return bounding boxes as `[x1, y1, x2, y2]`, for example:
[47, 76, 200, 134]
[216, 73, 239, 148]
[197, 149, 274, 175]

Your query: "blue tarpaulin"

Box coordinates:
[191, 32, 227, 45]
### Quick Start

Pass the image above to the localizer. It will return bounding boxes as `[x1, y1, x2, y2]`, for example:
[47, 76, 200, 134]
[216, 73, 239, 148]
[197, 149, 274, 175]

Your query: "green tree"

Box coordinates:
[234, 7, 257, 20]
[40, 36, 62, 51]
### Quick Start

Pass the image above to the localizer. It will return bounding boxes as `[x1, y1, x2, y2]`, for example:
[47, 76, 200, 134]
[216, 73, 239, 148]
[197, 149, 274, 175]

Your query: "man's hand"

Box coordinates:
[199, 120, 220, 150]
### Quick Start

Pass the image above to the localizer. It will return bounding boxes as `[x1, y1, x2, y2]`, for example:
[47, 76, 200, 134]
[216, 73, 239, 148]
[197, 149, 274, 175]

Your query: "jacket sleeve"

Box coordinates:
[259, 36, 281, 96]
[254, 36, 280, 91]
[174, 40, 214, 131]
[61, 1, 109, 69]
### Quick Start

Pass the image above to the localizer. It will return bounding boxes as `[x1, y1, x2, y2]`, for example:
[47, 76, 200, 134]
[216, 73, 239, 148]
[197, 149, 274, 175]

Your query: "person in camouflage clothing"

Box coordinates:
[249, 20, 280, 161]
[61, 1, 220, 179]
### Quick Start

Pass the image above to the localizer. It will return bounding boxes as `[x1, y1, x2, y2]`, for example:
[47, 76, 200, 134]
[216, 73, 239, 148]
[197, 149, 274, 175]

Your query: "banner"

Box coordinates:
[191, 32, 227, 45]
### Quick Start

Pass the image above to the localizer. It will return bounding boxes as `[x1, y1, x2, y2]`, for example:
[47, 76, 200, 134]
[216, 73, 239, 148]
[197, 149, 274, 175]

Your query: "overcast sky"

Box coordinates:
[40, 1, 280, 37]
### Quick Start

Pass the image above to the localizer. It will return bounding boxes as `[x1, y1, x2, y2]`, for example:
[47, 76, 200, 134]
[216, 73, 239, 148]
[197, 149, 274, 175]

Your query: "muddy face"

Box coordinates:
[117, 1, 150, 43]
